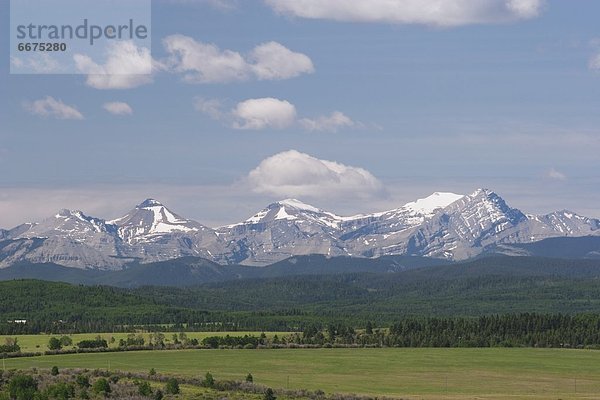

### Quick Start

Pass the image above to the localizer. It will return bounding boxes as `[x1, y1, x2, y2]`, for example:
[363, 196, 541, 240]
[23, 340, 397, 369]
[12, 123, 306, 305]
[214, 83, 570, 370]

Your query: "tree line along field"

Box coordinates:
[0, 332, 292, 353]
[4, 348, 600, 399]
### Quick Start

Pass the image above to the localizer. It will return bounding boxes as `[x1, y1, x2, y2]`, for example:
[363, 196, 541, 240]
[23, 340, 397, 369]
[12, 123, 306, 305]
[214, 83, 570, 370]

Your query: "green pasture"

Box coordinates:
[3, 347, 600, 399]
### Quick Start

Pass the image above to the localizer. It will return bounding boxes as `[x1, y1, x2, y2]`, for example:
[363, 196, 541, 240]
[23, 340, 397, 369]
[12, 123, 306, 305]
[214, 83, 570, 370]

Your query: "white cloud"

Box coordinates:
[74, 41, 153, 89]
[300, 111, 356, 132]
[163, 35, 249, 83]
[247, 150, 384, 198]
[194, 97, 224, 120]
[24, 96, 84, 120]
[10, 54, 63, 73]
[265, 0, 544, 26]
[232, 98, 297, 130]
[249, 41, 315, 80]
[103, 102, 133, 116]
[589, 53, 600, 71]
[10, 56, 24, 68]
[163, 35, 314, 83]
[195, 97, 358, 132]
[547, 168, 567, 181]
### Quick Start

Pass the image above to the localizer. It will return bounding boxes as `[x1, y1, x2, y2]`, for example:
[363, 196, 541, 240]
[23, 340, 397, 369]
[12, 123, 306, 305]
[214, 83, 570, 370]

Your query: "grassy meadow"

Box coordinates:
[3, 347, 600, 399]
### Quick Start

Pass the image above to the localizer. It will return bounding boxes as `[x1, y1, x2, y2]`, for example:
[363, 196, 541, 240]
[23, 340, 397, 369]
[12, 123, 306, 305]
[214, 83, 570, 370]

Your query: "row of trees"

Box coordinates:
[296, 314, 600, 348]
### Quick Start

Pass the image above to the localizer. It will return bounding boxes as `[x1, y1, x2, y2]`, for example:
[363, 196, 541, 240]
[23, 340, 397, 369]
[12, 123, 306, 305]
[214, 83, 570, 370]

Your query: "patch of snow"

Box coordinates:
[275, 207, 298, 221]
[403, 192, 464, 215]
[279, 198, 321, 213]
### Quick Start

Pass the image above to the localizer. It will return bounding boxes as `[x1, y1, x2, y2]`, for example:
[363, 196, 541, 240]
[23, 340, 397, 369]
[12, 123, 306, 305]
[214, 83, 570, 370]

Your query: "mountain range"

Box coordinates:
[0, 189, 599, 269]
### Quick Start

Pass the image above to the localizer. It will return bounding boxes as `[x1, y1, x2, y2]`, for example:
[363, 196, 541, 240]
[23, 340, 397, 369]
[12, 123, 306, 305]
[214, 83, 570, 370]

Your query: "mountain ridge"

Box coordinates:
[1, 189, 598, 268]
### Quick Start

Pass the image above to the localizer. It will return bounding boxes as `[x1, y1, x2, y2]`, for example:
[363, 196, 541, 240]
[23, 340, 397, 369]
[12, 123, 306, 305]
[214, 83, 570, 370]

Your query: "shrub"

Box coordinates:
[165, 378, 179, 395]
[75, 375, 90, 389]
[51, 366, 59, 376]
[8, 375, 38, 400]
[245, 373, 253, 383]
[48, 337, 62, 351]
[153, 389, 163, 400]
[91, 378, 111, 396]
[264, 388, 276, 400]
[59, 336, 73, 347]
[137, 381, 152, 397]
[45, 382, 75, 400]
[77, 339, 108, 349]
[149, 368, 156, 376]
[202, 372, 214, 388]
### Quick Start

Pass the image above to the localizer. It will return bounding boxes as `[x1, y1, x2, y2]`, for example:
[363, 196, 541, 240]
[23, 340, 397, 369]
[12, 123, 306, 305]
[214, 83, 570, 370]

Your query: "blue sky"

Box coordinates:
[1, 0, 599, 227]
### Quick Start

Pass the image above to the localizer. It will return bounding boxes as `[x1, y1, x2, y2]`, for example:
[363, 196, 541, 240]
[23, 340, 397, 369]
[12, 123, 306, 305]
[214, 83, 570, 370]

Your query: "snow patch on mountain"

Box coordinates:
[403, 192, 464, 216]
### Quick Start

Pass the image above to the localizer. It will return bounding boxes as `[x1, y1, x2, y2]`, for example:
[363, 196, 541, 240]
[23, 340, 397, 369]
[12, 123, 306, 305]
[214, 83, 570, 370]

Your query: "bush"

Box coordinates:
[8, 375, 38, 400]
[77, 339, 108, 349]
[246, 373, 253, 383]
[165, 378, 179, 395]
[137, 381, 152, 397]
[264, 388, 276, 400]
[51, 366, 59, 376]
[75, 375, 90, 389]
[91, 378, 111, 396]
[153, 389, 163, 400]
[202, 372, 214, 388]
[45, 382, 75, 400]
[48, 337, 62, 351]
[0, 338, 20, 353]
[149, 368, 156, 376]
[59, 336, 73, 347]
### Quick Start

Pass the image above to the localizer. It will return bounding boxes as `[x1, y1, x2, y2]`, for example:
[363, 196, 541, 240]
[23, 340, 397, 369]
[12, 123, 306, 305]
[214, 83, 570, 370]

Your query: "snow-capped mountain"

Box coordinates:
[0, 189, 598, 269]
[108, 199, 224, 263]
[218, 199, 348, 265]
[339, 192, 464, 243]
[3, 209, 124, 269]
[109, 199, 206, 244]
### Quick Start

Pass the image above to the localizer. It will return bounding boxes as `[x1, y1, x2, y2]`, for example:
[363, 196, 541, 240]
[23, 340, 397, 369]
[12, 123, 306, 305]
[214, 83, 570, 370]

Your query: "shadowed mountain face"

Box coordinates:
[1, 190, 598, 269]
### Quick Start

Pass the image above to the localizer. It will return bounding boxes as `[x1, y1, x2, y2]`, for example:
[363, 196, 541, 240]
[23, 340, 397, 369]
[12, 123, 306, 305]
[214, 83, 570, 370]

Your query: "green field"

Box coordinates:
[0, 332, 292, 352]
[3, 348, 600, 399]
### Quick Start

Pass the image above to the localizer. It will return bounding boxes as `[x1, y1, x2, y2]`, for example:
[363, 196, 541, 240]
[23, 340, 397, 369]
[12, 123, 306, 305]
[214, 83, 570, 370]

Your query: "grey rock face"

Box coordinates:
[0, 190, 598, 268]
[108, 199, 223, 262]
[217, 199, 348, 265]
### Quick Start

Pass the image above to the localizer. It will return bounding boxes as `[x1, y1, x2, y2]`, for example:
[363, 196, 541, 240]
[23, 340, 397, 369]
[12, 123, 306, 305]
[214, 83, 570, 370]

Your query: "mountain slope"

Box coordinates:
[0, 190, 598, 269]
[218, 199, 349, 265]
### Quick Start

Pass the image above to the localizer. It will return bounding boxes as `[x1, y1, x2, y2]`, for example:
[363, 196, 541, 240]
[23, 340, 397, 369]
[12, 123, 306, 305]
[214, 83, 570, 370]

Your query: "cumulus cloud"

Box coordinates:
[74, 41, 153, 89]
[103, 102, 133, 116]
[163, 35, 314, 83]
[249, 41, 315, 80]
[300, 111, 355, 132]
[265, 0, 544, 26]
[547, 168, 567, 181]
[24, 96, 84, 120]
[195, 97, 358, 131]
[247, 150, 384, 198]
[232, 98, 297, 130]
[193, 97, 224, 120]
